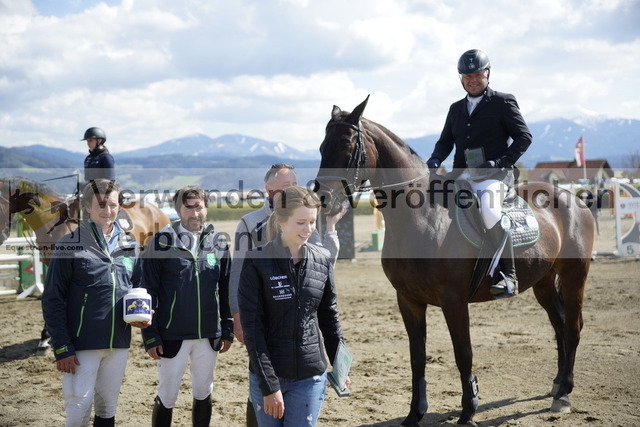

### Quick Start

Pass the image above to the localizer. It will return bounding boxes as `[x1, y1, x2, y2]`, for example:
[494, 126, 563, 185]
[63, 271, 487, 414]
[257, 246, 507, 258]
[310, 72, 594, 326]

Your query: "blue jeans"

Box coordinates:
[249, 371, 327, 427]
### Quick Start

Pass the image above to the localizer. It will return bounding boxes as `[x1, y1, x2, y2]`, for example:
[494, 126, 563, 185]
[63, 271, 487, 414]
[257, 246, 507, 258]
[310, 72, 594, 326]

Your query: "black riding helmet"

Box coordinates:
[82, 127, 107, 142]
[457, 49, 491, 74]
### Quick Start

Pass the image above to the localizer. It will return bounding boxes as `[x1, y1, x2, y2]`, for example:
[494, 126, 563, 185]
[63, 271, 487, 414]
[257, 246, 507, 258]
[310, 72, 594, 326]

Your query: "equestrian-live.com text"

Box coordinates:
[4, 243, 84, 254]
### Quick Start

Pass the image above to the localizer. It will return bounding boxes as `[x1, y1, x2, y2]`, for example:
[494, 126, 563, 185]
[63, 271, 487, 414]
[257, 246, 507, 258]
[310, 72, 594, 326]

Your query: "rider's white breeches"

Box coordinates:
[155, 338, 218, 408]
[460, 172, 508, 230]
[62, 349, 128, 426]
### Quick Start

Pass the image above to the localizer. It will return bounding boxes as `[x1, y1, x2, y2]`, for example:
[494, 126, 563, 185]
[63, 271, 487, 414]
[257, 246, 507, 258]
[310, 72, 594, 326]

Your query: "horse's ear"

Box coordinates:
[346, 94, 370, 124]
[331, 105, 342, 120]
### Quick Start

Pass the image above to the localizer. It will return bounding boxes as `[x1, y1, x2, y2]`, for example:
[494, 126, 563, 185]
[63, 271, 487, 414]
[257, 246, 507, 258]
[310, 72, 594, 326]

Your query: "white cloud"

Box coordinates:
[0, 0, 638, 154]
[0, 0, 36, 15]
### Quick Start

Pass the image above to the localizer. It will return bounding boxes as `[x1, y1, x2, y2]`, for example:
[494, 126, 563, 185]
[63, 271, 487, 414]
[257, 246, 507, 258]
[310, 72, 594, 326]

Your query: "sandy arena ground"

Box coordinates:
[0, 214, 639, 426]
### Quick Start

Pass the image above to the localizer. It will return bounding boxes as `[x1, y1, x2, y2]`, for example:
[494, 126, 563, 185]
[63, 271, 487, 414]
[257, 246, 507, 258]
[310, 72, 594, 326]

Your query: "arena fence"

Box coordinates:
[0, 237, 44, 298]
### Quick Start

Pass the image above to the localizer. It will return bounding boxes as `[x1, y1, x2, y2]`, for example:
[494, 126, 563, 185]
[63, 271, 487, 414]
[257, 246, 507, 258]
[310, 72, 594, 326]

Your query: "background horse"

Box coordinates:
[315, 97, 594, 426]
[0, 184, 41, 242]
[0, 177, 170, 263]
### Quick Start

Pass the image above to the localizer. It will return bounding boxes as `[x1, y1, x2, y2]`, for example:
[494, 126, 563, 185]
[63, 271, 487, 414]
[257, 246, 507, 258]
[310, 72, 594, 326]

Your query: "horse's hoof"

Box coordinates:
[400, 416, 422, 426]
[35, 346, 50, 357]
[550, 395, 571, 413]
[400, 411, 424, 426]
[457, 417, 478, 426]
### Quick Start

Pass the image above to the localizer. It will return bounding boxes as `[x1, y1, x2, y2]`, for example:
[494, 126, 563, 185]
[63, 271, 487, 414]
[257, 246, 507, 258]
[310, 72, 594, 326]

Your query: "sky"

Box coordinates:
[1, 0, 639, 154]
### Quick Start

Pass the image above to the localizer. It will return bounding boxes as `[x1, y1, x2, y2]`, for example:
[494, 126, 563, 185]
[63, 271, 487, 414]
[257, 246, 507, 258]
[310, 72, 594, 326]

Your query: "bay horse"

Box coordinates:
[0, 176, 170, 264]
[315, 97, 594, 426]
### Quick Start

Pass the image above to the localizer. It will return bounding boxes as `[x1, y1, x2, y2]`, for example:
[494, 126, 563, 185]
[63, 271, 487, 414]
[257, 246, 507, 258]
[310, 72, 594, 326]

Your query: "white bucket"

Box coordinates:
[123, 287, 152, 323]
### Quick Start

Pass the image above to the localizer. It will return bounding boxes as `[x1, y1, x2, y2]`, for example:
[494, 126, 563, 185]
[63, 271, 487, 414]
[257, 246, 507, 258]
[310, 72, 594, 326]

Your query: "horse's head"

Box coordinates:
[316, 95, 375, 215]
[9, 190, 41, 216]
[0, 178, 47, 244]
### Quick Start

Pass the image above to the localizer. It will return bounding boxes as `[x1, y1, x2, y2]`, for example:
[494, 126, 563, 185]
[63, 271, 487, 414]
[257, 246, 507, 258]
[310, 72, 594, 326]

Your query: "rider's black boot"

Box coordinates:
[93, 416, 115, 427]
[152, 396, 173, 427]
[192, 394, 212, 427]
[489, 227, 518, 296]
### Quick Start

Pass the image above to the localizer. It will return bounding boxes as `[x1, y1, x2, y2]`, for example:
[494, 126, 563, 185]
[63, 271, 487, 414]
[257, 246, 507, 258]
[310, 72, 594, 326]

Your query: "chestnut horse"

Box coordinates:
[315, 97, 593, 426]
[0, 177, 171, 263]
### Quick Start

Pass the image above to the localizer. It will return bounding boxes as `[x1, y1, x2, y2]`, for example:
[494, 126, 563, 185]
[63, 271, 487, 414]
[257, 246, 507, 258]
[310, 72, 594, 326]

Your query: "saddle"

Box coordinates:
[454, 180, 539, 249]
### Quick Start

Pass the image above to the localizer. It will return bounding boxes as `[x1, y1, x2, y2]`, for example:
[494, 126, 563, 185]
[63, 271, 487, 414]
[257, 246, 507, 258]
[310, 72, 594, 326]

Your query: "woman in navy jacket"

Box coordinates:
[82, 127, 115, 183]
[239, 186, 349, 426]
[42, 179, 148, 427]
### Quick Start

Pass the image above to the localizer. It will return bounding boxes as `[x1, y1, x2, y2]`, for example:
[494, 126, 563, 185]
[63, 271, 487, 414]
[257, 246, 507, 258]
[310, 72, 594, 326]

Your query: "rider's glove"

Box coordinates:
[478, 160, 497, 169]
[426, 158, 440, 170]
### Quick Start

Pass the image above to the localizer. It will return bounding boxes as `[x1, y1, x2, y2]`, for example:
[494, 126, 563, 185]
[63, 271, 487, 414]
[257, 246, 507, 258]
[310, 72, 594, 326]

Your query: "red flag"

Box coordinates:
[574, 137, 585, 167]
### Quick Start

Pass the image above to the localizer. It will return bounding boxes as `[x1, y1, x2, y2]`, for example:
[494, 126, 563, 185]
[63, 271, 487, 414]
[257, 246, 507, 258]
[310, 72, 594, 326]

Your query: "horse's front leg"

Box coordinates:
[396, 292, 428, 427]
[441, 299, 479, 426]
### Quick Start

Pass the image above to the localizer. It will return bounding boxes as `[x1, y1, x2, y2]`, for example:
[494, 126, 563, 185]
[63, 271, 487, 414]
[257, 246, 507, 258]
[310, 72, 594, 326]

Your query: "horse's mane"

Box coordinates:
[0, 177, 66, 201]
[361, 117, 426, 169]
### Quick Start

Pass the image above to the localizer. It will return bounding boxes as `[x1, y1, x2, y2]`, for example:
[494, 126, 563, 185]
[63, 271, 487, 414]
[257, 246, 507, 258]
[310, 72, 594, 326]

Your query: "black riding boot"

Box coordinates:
[93, 416, 115, 427]
[152, 396, 173, 427]
[489, 226, 518, 296]
[192, 394, 212, 427]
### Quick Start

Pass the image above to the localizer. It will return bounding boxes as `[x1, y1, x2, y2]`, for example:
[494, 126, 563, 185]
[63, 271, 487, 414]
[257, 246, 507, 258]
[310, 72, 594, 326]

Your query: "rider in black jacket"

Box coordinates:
[427, 49, 532, 297]
[82, 127, 115, 183]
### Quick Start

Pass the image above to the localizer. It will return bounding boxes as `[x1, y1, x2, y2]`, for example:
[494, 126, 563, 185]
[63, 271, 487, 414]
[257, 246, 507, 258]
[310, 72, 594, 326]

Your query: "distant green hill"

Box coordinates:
[0, 146, 321, 193]
[0, 146, 71, 168]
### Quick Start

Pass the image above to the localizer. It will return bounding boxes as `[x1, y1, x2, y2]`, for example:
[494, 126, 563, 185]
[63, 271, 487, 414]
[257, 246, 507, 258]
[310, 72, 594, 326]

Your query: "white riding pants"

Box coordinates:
[62, 348, 128, 427]
[156, 338, 219, 408]
[460, 172, 508, 229]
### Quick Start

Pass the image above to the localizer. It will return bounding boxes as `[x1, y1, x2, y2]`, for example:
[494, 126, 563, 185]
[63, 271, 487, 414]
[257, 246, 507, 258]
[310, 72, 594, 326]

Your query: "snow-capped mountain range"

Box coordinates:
[117, 134, 317, 160]
[2, 116, 638, 169]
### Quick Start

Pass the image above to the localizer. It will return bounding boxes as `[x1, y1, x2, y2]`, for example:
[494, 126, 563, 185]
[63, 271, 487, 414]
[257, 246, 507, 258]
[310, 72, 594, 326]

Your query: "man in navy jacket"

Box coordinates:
[142, 185, 233, 427]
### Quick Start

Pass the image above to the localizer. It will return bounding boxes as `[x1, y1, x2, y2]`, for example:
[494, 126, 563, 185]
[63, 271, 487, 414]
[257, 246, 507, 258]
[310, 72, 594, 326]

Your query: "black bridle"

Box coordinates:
[316, 119, 429, 204]
[316, 120, 368, 198]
